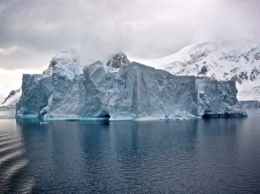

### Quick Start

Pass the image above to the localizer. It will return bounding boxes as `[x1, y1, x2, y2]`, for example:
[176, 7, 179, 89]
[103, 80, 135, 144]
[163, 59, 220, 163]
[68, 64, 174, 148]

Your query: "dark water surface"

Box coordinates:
[0, 110, 260, 193]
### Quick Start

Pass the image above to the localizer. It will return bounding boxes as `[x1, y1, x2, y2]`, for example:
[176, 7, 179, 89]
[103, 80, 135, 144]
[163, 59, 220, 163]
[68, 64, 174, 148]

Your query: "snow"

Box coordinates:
[0, 95, 4, 104]
[240, 100, 260, 109]
[43, 50, 82, 79]
[0, 89, 21, 109]
[16, 52, 246, 120]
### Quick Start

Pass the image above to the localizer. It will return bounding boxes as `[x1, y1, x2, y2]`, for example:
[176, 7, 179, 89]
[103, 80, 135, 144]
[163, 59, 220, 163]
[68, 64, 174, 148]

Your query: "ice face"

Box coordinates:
[16, 52, 247, 120]
[43, 61, 110, 120]
[16, 74, 50, 118]
[196, 79, 246, 116]
[107, 63, 198, 120]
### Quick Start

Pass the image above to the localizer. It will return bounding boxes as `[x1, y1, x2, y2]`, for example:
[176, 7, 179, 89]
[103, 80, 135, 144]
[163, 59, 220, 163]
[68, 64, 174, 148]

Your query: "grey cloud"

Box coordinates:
[0, 0, 260, 70]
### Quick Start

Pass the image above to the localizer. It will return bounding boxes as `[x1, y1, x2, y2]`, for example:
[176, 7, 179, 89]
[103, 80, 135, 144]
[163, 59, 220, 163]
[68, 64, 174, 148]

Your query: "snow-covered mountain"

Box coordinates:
[140, 42, 260, 101]
[0, 89, 21, 109]
[240, 100, 260, 109]
[0, 95, 4, 104]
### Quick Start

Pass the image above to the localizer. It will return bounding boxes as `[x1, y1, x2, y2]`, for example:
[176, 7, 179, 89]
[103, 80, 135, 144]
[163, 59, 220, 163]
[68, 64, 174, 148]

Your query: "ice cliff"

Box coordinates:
[16, 51, 247, 120]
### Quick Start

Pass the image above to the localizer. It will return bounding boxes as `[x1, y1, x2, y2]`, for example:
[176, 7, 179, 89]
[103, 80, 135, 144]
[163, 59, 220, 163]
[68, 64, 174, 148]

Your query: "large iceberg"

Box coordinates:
[16, 51, 247, 120]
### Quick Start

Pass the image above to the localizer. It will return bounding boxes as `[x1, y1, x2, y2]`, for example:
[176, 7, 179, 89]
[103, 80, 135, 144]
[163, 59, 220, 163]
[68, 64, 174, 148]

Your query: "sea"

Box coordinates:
[0, 110, 259, 193]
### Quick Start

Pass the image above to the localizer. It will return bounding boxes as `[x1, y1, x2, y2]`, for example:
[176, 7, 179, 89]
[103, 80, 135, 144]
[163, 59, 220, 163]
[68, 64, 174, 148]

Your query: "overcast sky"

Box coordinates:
[0, 0, 260, 96]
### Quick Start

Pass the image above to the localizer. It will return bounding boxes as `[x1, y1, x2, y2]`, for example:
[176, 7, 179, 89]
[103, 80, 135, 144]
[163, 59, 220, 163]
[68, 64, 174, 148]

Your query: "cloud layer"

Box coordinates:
[0, 0, 259, 94]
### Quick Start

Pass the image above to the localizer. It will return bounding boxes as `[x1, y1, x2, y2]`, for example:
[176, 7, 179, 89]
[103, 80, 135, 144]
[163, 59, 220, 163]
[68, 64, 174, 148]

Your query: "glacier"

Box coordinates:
[16, 51, 247, 121]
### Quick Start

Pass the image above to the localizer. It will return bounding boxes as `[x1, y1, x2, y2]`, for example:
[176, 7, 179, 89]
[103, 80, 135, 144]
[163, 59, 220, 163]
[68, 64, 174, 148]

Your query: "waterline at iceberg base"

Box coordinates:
[16, 51, 247, 121]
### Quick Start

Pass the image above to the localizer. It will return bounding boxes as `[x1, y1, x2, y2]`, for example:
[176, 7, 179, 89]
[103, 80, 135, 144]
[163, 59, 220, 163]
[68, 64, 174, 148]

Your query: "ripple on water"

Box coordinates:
[0, 123, 33, 194]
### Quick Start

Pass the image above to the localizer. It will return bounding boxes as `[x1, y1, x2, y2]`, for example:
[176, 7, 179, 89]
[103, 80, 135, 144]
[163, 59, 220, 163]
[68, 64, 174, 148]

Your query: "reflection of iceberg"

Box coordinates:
[0, 120, 33, 193]
[16, 51, 247, 121]
[16, 120, 106, 192]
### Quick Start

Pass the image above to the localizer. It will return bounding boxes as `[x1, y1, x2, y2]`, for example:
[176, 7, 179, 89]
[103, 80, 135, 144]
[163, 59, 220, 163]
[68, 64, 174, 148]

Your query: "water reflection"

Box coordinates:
[6, 112, 260, 193]
[0, 120, 33, 194]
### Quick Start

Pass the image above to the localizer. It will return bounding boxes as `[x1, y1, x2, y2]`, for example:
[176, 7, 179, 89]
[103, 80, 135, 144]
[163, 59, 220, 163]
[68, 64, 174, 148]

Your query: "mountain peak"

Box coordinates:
[106, 52, 130, 69]
[1, 88, 21, 108]
[43, 50, 82, 77]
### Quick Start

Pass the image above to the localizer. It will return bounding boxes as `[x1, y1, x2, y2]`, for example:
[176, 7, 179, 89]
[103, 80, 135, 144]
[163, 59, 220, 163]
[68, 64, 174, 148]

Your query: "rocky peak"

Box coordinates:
[106, 52, 130, 69]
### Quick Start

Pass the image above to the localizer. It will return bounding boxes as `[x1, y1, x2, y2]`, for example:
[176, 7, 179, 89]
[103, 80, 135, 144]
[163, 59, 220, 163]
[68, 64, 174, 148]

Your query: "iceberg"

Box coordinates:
[16, 74, 50, 118]
[196, 79, 247, 117]
[16, 51, 247, 121]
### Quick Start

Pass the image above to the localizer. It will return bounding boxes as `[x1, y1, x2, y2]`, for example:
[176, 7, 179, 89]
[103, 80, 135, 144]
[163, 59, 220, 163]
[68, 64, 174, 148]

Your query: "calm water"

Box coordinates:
[0, 111, 260, 193]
